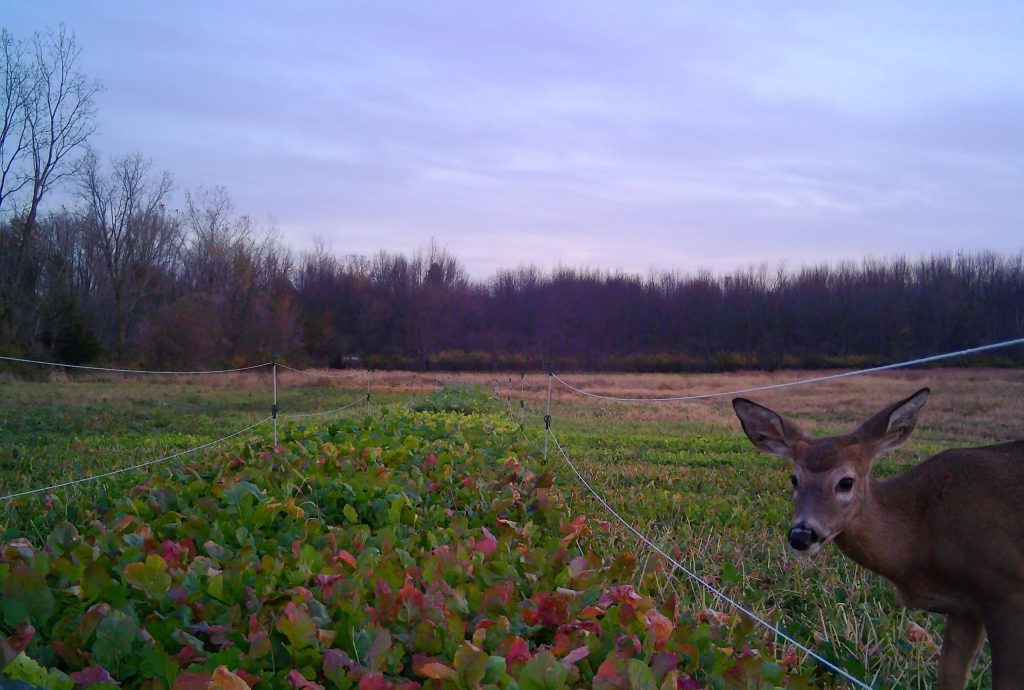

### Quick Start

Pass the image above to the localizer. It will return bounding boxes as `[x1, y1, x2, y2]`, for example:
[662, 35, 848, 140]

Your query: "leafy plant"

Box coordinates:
[0, 407, 823, 688]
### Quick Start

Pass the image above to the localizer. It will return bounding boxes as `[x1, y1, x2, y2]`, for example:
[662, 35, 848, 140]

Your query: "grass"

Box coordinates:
[2, 367, 1022, 688]
[526, 368, 1024, 690]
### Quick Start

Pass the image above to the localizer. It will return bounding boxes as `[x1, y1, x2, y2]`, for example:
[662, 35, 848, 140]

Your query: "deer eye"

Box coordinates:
[789, 474, 798, 488]
[836, 477, 855, 493]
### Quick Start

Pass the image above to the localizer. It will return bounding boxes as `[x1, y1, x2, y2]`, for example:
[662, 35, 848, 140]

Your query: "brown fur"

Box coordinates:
[733, 391, 1024, 690]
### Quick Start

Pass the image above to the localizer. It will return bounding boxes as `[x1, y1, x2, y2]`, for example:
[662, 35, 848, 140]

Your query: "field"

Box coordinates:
[1, 367, 1022, 689]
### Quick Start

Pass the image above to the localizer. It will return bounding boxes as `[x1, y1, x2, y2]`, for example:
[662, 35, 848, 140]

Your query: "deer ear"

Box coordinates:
[856, 387, 930, 456]
[732, 398, 805, 460]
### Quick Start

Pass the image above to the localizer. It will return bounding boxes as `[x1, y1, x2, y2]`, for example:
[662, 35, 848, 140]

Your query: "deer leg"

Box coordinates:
[936, 612, 985, 690]
[985, 602, 1024, 690]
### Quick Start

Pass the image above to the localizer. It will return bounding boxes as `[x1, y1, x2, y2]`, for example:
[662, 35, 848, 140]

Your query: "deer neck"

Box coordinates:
[832, 476, 917, 582]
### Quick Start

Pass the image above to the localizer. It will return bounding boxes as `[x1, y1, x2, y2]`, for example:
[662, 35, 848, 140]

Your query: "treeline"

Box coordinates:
[2, 27, 1023, 373]
[296, 250, 1024, 371]
[6, 202, 1024, 372]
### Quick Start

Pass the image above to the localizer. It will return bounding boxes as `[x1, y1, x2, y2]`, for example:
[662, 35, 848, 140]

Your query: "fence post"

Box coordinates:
[519, 373, 525, 430]
[271, 353, 278, 446]
[366, 369, 372, 416]
[544, 372, 552, 462]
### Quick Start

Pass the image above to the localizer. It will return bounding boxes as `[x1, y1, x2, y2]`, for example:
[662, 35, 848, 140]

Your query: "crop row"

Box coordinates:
[1, 405, 829, 689]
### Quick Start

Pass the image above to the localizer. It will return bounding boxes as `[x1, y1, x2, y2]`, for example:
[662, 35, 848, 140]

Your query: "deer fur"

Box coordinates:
[732, 388, 1024, 689]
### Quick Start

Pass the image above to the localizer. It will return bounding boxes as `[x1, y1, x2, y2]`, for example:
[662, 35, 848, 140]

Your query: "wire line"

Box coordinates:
[276, 363, 369, 380]
[281, 395, 368, 419]
[548, 430, 874, 689]
[0, 354, 271, 375]
[0, 417, 272, 502]
[553, 336, 1024, 402]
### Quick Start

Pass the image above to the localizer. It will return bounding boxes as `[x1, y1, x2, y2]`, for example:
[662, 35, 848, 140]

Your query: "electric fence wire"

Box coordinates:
[280, 394, 370, 420]
[552, 336, 1024, 403]
[0, 416, 273, 502]
[508, 403, 870, 686]
[276, 362, 369, 380]
[547, 429, 875, 690]
[0, 354, 271, 375]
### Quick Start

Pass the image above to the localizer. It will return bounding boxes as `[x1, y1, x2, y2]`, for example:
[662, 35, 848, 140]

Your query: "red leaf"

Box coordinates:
[532, 592, 569, 627]
[0, 623, 34, 665]
[69, 666, 118, 686]
[562, 646, 589, 665]
[335, 549, 358, 568]
[560, 515, 587, 540]
[288, 670, 325, 690]
[506, 637, 531, 664]
[474, 527, 497, 556]
[316, 574, 345, 597]
[595, 657, 627, 688]
[172, 673, 211, 690]
[416, 662, 456, 680]
[395, 576, 424, 610]
[481, 580, 515, 614]
[597, 585, 642, 609]
[359, 672, 394, 690]
[210, 667, 252, 690]
[645, 610, 674, 647]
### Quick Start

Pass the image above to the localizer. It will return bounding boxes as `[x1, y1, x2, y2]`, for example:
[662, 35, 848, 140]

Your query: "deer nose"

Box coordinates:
[788, 524, 818, 551]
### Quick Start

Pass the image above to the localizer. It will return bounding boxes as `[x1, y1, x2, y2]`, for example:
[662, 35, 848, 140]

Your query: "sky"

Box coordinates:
[5, 1, 1024, 279]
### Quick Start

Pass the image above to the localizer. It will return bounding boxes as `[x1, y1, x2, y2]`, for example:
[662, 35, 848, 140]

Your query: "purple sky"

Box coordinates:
[6, 2, 1023, 278]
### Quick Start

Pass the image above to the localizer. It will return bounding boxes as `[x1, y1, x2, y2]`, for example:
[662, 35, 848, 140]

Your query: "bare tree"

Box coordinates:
[0, 25, 100, 351]
[79, 151, 180, 356]
[21, 25, 102, 233]
[0, 29, 31, 215]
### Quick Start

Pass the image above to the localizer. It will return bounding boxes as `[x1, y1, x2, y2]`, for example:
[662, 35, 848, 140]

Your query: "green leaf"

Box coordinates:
[483, 656, 507, 684]
[518, 651, 568, 690]
[91, 612, 141, 668]
[3, 653, 48, 687]
[343, 504, 358, 524]
[141, 644, 179, 687]
[45, 522, 80, 554]
[224, 481, 263, 504]
[2, 564, 54, 628]
[626, 660, 658, 690]
[82, 562, 111, 601]
[207, 572, 225, 602]
[123, 554, 171, 599]
[453, 642, 488, 688]
[367, 627, 391, 672]
[276, 601, 318, 650]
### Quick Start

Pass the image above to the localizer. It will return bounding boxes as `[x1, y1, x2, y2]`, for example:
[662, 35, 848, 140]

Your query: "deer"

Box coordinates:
[731, 388, 1024, 690]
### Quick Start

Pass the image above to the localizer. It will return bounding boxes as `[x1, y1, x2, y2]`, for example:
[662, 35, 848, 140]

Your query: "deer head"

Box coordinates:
[732, 388, 931, 555]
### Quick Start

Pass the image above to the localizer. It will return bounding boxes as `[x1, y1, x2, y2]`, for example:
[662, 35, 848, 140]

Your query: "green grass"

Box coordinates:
[0, 378, 390, 537]
[532, 394, 995, 690]
[0, 374, 1008, 688]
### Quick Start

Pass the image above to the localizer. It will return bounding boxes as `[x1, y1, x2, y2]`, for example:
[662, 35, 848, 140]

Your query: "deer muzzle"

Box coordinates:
[788, 523, 819, 551]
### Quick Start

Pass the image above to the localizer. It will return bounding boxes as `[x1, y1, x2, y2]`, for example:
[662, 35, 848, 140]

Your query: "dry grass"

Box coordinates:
[24, 365, 1021, 444]
[507, 368, 1024, 446]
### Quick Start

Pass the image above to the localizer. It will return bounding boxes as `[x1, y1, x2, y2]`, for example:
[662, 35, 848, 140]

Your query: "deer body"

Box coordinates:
[839, 442, 1024, 614]
[732, 391, 1024, 689]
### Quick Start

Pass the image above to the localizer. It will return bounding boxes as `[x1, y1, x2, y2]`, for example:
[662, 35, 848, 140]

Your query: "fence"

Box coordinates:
[4, 335, 1024, 688]
[0, 355, 376, 502]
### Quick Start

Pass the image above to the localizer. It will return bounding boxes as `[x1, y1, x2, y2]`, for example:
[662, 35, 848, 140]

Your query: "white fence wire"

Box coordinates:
[0, 416, 272, 502]
[6, 336, 1024, 688]
[551, 336, 1024, 402]
[281, 394, 368, 420]
[0, 354, 271, 375]
[547, 430, 874, 689]
[277, 363, 368, 379]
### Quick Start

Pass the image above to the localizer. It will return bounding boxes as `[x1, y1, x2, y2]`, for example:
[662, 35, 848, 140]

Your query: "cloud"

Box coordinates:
[4, 1, 1023, 279]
